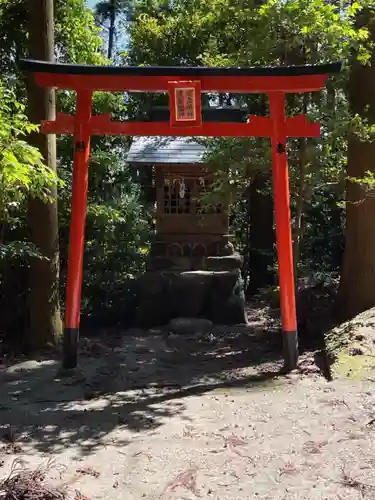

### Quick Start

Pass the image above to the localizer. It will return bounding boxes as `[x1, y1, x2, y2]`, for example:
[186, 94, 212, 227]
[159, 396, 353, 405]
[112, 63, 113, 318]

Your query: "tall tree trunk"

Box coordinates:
[26, 0, 62, 349]
[246, 171, 275, 296]
[293, 94, 309, 280]
[336, 7, 375, 320]
[293, 139, 306, 278]
[108, 0, 116, 59]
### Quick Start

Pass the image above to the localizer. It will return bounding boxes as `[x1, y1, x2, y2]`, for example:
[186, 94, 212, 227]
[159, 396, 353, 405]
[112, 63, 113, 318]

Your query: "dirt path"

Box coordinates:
[1, 323, 375, 500]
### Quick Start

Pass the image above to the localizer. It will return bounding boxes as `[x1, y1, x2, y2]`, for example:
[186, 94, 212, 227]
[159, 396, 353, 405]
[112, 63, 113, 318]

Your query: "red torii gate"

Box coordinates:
[21, 59, 341, 371]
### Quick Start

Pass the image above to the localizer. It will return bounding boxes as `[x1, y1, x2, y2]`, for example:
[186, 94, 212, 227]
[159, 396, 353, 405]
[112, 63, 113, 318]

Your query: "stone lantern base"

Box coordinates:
[135, 252, 247, 329]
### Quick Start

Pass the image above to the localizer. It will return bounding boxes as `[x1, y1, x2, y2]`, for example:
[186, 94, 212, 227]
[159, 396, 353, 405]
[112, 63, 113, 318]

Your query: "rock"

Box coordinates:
[221, 242, 235, 255]
[210, 295, 247, 324]
[213, 270, 241, 295]
[209, 274, 247, 324]
[169, 271, 212, 317]
[168, 317, 213, 335]
[205, 253, 243, 271]
[134, 268, 247, 327]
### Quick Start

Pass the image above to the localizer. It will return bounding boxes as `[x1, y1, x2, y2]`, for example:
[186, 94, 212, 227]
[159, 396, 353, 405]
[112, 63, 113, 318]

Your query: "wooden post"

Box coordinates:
[269, 92, 298, 371]
[63, 90, 92, 369]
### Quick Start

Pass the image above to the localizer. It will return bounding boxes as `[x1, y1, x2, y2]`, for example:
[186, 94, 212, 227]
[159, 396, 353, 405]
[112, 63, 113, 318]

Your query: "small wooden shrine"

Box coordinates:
[127, 107, 248, 327]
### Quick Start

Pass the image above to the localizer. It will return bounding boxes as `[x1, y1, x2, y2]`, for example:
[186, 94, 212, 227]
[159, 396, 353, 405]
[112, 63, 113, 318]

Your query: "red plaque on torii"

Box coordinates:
[20, 59, 341, 371]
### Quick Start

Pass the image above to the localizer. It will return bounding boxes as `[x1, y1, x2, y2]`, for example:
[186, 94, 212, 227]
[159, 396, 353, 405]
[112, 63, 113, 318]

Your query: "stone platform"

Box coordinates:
[135, 254, 247, 328]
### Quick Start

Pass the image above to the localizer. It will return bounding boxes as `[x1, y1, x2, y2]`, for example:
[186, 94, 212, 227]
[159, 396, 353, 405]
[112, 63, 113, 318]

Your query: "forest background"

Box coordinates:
[1, 0, 375, 353]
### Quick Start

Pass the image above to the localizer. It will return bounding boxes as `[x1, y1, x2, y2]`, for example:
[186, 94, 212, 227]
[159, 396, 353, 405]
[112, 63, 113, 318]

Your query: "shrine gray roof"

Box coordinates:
[126, 136, 207, 164]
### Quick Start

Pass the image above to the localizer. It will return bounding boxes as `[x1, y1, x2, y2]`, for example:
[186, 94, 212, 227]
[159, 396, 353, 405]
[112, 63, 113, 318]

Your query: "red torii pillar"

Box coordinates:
[21, 59, 341, 371]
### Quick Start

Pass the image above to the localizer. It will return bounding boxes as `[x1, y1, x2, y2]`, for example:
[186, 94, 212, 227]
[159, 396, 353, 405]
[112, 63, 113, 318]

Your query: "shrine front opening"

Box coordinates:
[20, 59, 341, 372]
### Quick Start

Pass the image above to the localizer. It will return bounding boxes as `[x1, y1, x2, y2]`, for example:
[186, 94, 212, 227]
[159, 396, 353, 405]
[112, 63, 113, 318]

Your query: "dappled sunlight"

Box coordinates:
[0, 325, 285, 458]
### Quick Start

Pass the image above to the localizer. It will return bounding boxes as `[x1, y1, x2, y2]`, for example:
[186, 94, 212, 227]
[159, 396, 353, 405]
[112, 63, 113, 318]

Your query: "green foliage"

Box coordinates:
[0, 0, 106, 76]
[0, 80, 60, 251]
[2, 0, 375, 344]
[0, 0, 27, 76]
[58, 137, 151, 322]
[55, 0, 106, 64]
[128, 0, 214, 65]
[82, 192, 150, 323]
[0, 0, 152, 344]
[0, 78, 62, 347]
[299, 188, 344, 272]
[127, 0, 375, 282]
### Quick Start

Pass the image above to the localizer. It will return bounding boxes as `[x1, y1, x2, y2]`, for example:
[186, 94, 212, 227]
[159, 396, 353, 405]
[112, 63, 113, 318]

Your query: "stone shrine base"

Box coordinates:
[135, 266, 247, 328]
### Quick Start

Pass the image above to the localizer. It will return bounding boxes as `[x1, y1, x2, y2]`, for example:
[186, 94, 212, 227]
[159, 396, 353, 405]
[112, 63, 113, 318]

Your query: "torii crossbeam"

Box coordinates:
[21, 59, 341, 371]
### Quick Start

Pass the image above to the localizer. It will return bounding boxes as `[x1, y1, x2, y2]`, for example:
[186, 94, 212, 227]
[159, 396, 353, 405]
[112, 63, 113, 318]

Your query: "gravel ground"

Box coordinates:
[1, 321, 375, 500]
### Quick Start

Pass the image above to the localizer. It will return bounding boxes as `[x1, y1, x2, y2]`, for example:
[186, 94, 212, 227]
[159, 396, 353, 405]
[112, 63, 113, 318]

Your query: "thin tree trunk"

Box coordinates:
[293, 94, 309, 279]
[108, 0, 116, 59]
[293, 141, 306, 275]
[336, 7, 375, 320]
[26, 0, 62, 349]
[243, 179, 251, 286]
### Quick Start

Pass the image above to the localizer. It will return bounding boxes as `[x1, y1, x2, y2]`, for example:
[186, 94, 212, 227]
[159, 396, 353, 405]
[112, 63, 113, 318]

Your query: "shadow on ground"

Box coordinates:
[0, 315, 291, 458]
[0, 288, 338, 460]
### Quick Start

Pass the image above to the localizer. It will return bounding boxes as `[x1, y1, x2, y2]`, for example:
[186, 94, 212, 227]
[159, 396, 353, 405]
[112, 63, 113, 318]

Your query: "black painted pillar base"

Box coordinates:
[63, 327, 79, 369]
[282, 330, 299, 372]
